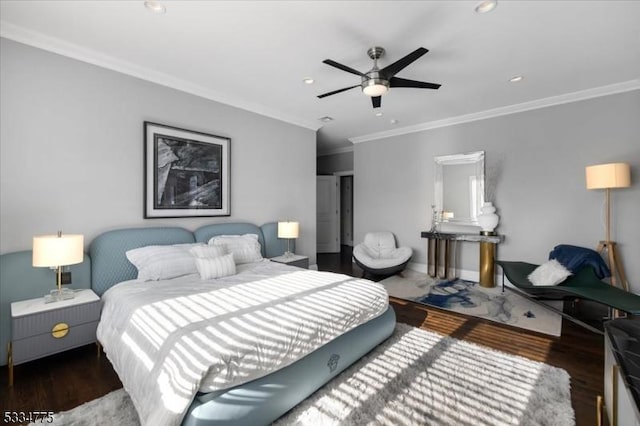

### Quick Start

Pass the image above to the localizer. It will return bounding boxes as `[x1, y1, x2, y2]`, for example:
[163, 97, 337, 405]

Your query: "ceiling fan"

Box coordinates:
[318, 46, 441, 109]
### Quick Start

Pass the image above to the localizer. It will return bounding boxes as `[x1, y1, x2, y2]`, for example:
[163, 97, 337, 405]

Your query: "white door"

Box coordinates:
[317, 175, 339, 253]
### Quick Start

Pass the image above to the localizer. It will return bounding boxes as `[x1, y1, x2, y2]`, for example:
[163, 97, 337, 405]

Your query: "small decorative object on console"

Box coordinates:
[477, 202, 499, 232]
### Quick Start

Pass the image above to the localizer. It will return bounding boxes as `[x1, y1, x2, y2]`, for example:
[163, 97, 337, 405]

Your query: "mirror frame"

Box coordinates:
[434, 151, 485, 230]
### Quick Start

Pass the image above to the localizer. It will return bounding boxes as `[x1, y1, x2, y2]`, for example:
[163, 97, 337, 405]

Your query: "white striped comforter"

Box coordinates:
[97, 260, 388, 426]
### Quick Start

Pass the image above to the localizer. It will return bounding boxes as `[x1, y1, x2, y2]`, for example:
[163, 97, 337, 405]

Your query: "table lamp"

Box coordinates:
[278, 221, 299, 258]
[585, 162, 631, 291]
[33, 231, 84, 303]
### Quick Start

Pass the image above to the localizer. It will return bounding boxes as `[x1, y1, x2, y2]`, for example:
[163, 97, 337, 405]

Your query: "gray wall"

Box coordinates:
[355, 90, 640, 293]
[317, 151, 353, 175]
[0, 38, 317, 263]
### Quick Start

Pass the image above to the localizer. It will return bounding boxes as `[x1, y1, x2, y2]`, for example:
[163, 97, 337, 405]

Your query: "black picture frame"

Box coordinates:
[144, 122, 230, 218]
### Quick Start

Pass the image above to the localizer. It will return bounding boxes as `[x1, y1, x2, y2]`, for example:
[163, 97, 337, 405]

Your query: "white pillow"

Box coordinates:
[195, 253, 236, 280]
[190, 245, 227, 259]
[527, 259, 573, 286]
[126, 243, 202, 281]
[208, 234, 263, 264]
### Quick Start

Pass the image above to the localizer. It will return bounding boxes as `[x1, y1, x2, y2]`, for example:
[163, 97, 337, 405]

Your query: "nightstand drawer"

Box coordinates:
[12, 320, 99, 365]
[12, 300, 101, 340]
[286, 258, 309, 269]
[270, 254, 309, 269]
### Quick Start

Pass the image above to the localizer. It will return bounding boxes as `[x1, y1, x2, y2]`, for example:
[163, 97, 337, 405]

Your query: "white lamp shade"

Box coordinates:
[33, 234, 84, 267]
[278, 221, 299, 239]
[585, 163, 631, 189]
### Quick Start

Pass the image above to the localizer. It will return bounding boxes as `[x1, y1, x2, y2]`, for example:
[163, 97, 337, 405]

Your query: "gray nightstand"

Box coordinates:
[8, 289, 101, 386]
[270, 254, 309, 269]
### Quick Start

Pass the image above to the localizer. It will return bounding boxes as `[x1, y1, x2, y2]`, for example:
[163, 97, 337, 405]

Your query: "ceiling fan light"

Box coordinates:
[144, 1, 166, 14]
[362, 79, 389, 97]
[475, 0, 497, 13]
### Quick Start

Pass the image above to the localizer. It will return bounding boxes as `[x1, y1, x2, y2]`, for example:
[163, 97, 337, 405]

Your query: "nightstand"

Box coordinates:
[8, 289, 101, 386]
[270, 254, 309, 269]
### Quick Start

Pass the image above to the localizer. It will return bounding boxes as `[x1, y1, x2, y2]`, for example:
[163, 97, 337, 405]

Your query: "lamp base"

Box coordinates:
[44, 287, 75, 304]
[283, 251, 294, 258]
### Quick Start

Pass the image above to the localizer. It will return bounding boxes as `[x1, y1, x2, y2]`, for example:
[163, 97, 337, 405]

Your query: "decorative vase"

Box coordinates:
[477, 202, 499, 232]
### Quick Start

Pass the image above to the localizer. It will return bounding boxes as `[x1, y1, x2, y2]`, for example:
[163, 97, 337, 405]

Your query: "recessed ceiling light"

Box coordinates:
[319, 116, 334, 122]
[475, 0, 497, 14]
[303, 77, 314, 85]
[509, 75, 524, 83]
[390, 119, 399, 125]
[375, 112, 384, 117]
[144, 1, 166, 14]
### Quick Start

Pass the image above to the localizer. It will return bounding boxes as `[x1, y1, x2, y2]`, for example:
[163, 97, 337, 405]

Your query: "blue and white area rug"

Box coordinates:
[382, 270, 563, 336]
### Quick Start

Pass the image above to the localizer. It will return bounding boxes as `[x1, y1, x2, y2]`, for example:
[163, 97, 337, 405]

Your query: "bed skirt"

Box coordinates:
[183, 306, 396, 426]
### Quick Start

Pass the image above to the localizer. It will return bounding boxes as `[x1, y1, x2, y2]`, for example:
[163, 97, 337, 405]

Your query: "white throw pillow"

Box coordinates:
[195, 253, 236, 280]
[126, 243, 203, 281]
[190, 245, 227, 259]
[527, 259, 573, 286]
[208, 234, 263, 264]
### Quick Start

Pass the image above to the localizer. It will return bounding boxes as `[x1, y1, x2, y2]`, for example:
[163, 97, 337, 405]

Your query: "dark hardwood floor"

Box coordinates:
[1, 247, 605, 425]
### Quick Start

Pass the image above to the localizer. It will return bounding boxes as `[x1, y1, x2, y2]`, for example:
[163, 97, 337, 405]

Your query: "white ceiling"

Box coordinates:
[1, 1, 639, 154]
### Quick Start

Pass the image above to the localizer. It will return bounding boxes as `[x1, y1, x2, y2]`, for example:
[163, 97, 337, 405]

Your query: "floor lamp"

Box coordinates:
[585, 162, 631, 292]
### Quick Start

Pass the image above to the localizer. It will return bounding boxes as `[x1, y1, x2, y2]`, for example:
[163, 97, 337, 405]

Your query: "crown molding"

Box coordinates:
[317, 145, 354, 157]
[0, 22, 322, 131]
[350, 80, 640, 144]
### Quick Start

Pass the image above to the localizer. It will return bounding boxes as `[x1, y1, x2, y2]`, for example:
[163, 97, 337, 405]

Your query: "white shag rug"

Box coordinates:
[382, 270, 563, 336]
[34, 324, 574, 426]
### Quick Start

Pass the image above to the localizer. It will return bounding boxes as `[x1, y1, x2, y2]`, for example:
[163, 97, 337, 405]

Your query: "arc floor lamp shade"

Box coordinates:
[584, 162, 631, 294]
[585, 163, 631, 190]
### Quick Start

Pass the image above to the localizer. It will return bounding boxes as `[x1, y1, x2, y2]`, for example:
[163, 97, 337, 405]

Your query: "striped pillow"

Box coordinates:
[195, 253, 236, 280]
[190, 245, 227, 259]
[209, 234, 263, 264]
[126, 243, 203, 281]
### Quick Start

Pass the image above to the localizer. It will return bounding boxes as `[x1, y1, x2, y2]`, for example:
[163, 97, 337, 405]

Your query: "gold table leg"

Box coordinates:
[479, 231, 497, 287]
[427, 238, 436, 278]
[7, 341, 13, 387]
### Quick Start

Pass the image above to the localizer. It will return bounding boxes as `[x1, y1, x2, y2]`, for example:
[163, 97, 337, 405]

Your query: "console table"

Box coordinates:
[421, 231, 505, 287]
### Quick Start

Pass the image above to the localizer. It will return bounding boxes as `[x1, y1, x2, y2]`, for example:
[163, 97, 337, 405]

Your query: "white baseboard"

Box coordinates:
[407, 261, 508, 286]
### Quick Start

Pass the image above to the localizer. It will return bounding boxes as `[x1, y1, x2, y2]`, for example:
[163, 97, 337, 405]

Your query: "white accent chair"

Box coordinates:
[353, 231, 412, 278]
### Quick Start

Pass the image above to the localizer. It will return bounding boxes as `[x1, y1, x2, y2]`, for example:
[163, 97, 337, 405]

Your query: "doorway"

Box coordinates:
[339, 175, 354, 246]
[316, 172, 354, 253]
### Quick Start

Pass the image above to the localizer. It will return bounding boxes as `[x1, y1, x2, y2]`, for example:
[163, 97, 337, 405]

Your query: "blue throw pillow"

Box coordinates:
[548, 244, 611, 279]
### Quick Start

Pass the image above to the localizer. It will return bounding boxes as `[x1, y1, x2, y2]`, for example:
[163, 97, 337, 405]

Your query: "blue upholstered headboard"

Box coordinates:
[89, 222, 292, 296]
[89, 227, 195, 296]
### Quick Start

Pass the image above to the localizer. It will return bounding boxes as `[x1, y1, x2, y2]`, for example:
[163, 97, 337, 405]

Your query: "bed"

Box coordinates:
[89, 222, 395, 426]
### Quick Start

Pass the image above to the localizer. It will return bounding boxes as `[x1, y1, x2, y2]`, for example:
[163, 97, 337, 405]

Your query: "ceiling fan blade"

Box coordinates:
[317, 84, 361, 99]
[371, 96, 381, 109]
[390, 77, 441, 90]
[322, 59, 366, 77]
[380, 47, 429, 78]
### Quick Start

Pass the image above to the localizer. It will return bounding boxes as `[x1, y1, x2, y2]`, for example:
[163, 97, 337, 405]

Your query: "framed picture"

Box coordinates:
[144, 122, 230, 218]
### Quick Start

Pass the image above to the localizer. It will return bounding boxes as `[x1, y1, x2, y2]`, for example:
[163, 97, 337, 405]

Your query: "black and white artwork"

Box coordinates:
[144, 122, 230, 218]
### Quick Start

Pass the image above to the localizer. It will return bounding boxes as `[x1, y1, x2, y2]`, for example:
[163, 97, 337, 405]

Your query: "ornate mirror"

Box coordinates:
[434, 151, 485, 231]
